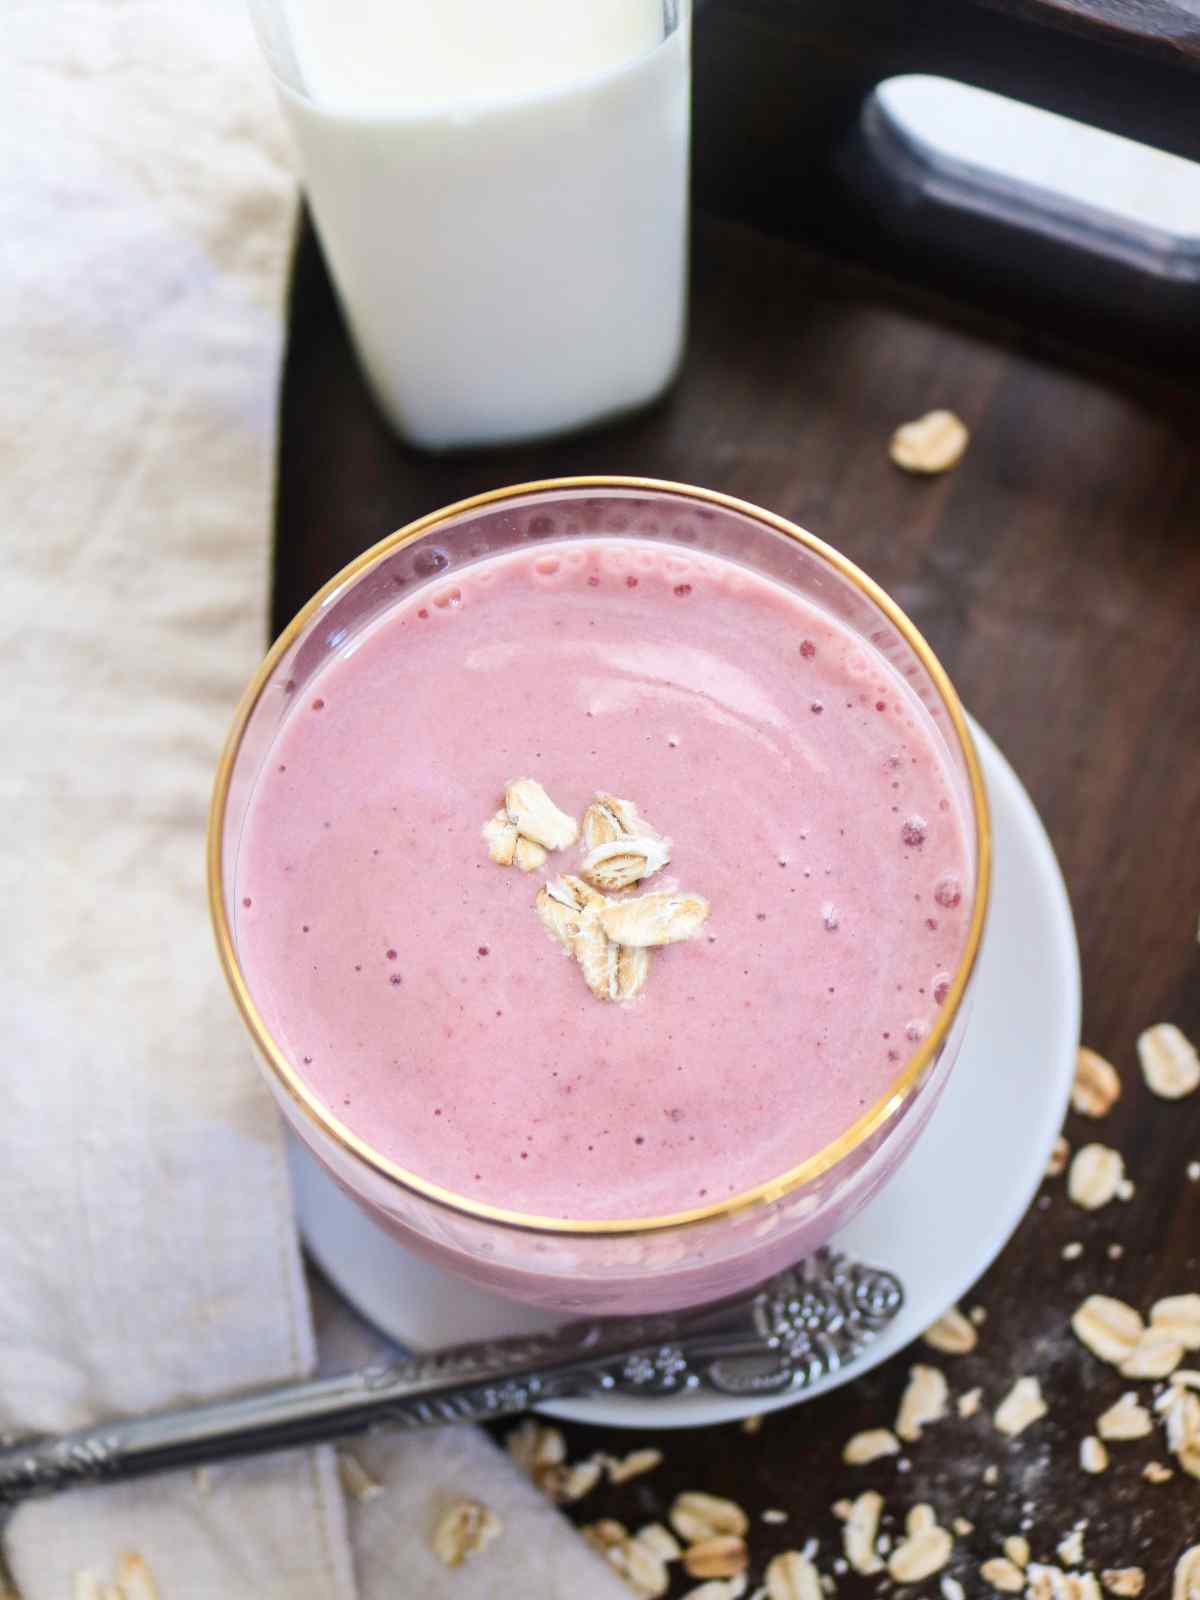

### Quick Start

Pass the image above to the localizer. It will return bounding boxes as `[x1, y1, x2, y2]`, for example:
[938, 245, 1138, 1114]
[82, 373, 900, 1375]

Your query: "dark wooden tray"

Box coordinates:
[276, 188, 1200, 1586]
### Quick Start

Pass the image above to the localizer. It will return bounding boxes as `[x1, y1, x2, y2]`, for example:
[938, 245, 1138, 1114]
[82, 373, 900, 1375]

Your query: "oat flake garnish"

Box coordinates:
[841, 1491, 885, 1575]
[923, 1305, 978, 1354]
[337, 1448, 384, 1502]
[1058, 1527, 1085, 1567]
[1079, 1435, 1109, 1473]
[504, 777, 579, 851]
[1046, 1136, 1071, 1178]
[683, 1536, 749, 1581]
[896, 1364, 949, 1441]
[1068, 1144, 1126, 1210]
[981, 1557, 1026, 1593]
[1072, 1295, 1144, 1365]
[608, 1447, 665, 1484]
[431, 1498, 502, 1567]
[842, 1428, 901, 1465]
[1072, 1047, 1122, 1117]
[1138, 1023, 1200, 1100]
[1175, 1546, 1200, 1600]
[1097, 1392, 1153, 1440]
[1102, 1569, 1146, 1597]
[669, 1492, 750, 1544]
[599, 890, 711, 948]
[766, 1550, 823, 1600]
[890, 409, 970, 474]
[1119, 1326, 1184, 1380]
[1152, 1294, 1200, 1350]
[993, 1376, 1047, 1437]
[888, 1505, 953, 1583]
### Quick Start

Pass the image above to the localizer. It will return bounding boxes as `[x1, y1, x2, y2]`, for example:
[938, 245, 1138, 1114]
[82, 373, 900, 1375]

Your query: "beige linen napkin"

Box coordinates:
[0, 4, 624, 1597]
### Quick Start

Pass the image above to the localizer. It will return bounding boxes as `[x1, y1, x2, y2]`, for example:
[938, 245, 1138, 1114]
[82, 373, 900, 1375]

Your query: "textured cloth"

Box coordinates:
[0, 4, 620, 1596]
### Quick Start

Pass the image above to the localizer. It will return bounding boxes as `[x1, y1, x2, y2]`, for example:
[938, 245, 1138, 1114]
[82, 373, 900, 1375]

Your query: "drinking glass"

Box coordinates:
[209, 479, 990, 1313]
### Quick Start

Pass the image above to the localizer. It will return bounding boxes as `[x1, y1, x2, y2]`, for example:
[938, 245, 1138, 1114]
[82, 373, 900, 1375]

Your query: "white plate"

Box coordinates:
[291, 719, 1080, 1428]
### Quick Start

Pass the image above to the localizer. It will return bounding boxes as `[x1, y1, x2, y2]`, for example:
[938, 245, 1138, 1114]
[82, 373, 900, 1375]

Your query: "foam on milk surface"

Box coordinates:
[236, 541, 971, 1220]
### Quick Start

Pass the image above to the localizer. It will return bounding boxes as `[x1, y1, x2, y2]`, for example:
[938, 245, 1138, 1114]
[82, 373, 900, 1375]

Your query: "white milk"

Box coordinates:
[275, 0, 690, 449]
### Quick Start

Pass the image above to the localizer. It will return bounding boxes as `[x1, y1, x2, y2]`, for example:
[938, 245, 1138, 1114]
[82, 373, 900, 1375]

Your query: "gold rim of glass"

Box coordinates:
[208, 476, 992, 1237]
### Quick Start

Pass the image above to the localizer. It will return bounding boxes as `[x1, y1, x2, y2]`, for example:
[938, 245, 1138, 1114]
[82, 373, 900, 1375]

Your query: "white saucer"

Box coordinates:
[291, 719, 1080, 1429]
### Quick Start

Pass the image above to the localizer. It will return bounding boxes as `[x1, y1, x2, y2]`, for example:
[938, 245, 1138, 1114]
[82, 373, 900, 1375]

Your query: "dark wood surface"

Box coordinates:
[275, 210, 1200, 1589]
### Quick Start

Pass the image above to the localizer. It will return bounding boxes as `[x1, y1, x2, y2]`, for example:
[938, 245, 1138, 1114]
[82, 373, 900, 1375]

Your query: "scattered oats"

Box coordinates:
[923, 1306, 978, 1354]
[1171, 1368, 1200, 1389]
[896, 1364, 949, 1441]
[583, 1520, 630, 1555]
[337, 1449, 383, 1502]
[670, 1492, 750, 1544]
[889, 409, 970, 474]
[1107, 1244, 1124, 1260]
[1120, 1327, 1185, 1380]
[887, 1505, 953, 1584]
[507, 1419, 567, 1481]
[115, 1555, 162, 1600]
[1026, 1569, 1102, 1600]
[970, 1306, 988, 1325]
[1068, 1144, 1126, 1210]
[1057, 1528, 1085, 1567]
[958, 1387, 983, 1418]
[683, 1537, 749, 1582]
[1072, 1295, 1145, 1364]
[765, 1551, 823, 1600]
[623, 1532, 673, 1598]
[1142, 1460, 1173, 1482]
[983, 1465, 999, 1485]
[551, 1455, 607, 1503]
[980, 1557, 1025, 1593]
[1080, 1435, 1109, 1473]
[1062, 1242, 1084, 1260]
[832, 1499, 854, 1521]
[953, 1518, 975, 1537]
[1073, 1047, 1122, 1116]
[600, 890, 711, 949]
[1152, 1294, 1200, 1351]
[1158, 1382, 1200, 1478]
[1097, 1392, 1153, 1440]
[1047, 1136, 1071, 1178]
[608, 1448, 665, 1484]
[638, 1524, 683, 1564]
[1174, 1545, 1200, 1600]
[843, 1428, 901, 1465]
[504, 777, 579, 851]
[193, 1464, 212, 1496]
[431, 1500, 503, 1567]
[1115, 1178, 1135, 1202]
[742, 1414, 764, 1436]
[1188, 1162, 1200, 1182]
[842, 1492, 886, 1575]
[1005, 1536, 1031, 1568]
[1102, 1570, 1145, 1597]
[536, 876, 651, 1004]
[682, 1582, 748, 1600]
[1138, 1023, 1200, 1100]
[762, 1510, 789, 1524]
[994, 1376, 1048, 1437]
[942, 1580, 966, 1600]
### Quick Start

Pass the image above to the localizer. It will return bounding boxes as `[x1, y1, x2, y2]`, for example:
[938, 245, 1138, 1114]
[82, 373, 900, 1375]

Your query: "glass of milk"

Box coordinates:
[247, 1, 692, 450]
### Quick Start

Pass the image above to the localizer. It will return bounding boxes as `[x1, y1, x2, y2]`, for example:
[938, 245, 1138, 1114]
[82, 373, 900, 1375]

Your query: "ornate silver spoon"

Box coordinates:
[0, 1248, 901, 1505]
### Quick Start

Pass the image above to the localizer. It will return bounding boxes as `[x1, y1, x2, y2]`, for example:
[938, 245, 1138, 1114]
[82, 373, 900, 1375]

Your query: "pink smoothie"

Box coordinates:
[235, 539, 970, 1222]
